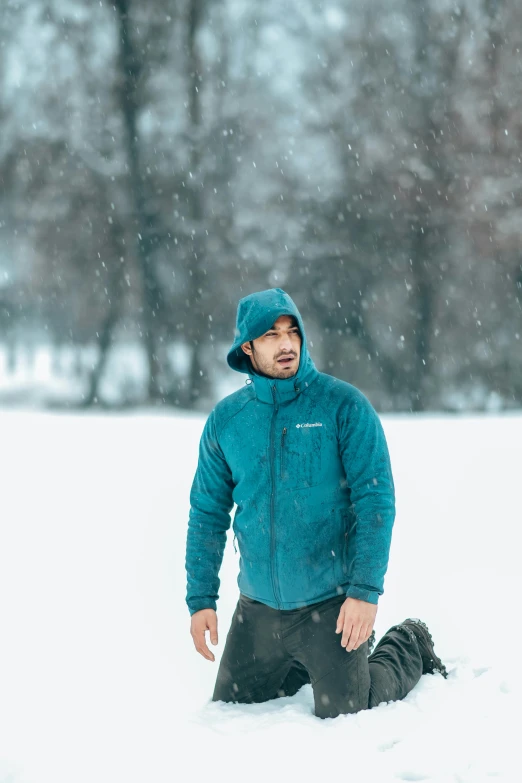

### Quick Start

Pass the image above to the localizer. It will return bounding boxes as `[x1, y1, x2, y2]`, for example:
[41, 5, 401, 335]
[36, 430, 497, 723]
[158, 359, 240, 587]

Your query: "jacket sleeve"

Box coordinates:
[337, 389, 396, 605]
[185, 410, 235, 615]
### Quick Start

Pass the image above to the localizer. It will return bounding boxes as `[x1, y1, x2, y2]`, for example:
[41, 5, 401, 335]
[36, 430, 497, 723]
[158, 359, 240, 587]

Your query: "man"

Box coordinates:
[186, 288, 446, 719]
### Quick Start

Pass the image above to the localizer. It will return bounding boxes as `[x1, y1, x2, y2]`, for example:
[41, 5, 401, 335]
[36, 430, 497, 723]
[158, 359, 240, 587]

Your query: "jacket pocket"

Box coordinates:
[281, 424, 322, 490]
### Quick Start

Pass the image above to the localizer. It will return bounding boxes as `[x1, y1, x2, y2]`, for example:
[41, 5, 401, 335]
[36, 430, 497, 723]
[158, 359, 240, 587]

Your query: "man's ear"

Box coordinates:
[241, 341, 253, 356]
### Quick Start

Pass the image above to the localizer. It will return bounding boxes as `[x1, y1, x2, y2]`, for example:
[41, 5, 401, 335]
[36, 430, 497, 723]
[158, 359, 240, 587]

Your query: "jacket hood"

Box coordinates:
[227, 288, 318, 404]
[227, 288, 310, 373]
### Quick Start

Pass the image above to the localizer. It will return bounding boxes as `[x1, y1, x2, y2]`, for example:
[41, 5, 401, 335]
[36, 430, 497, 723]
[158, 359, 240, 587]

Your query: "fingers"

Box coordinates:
[340, 620, 374, 652]
[190, 611, 218, 662]
[361, 624, 373, 645]
[335, 606, 345, 635]
[341, 616, 353, 648]
[192, 626, 215, 661]
[338, 598, 378, 651]
[208, 613, 218, 646]
[345, 622, 363, 652]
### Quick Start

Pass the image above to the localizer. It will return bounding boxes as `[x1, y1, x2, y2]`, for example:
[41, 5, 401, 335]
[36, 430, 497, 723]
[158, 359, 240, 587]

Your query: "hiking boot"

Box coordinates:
[397, 618, 448, 679]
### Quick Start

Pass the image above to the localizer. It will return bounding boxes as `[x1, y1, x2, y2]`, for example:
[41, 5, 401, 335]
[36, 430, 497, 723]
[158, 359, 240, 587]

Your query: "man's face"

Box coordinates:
[241, 315, 302, 379]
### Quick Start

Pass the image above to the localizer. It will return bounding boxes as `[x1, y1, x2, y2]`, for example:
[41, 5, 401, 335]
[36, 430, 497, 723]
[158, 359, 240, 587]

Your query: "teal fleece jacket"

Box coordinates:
[185, 288, 395, 615]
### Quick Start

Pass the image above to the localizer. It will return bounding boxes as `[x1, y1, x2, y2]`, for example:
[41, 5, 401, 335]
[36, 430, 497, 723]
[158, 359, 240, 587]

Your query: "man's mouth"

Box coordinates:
[277, 356, 295, 366]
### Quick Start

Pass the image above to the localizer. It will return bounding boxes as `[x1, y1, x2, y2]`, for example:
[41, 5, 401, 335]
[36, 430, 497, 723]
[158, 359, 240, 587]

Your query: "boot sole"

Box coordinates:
[402, 618, 448, 679]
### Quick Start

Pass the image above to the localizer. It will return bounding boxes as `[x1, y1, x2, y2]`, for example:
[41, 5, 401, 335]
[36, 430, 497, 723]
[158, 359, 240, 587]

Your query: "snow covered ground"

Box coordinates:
[0, 410, 520, 783]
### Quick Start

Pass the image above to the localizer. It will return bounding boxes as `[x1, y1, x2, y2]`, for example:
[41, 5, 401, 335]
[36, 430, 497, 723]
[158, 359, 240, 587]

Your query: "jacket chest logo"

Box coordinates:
[295, 422, 323, 428]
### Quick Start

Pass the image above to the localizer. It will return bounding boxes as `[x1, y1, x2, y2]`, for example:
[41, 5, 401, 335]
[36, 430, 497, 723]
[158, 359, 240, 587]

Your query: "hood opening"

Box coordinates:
[227, 288, 308, 375]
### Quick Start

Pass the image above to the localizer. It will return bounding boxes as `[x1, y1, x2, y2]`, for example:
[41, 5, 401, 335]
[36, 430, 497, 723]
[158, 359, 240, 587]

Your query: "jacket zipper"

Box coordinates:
[280, 427, 287, 479]
[270, 385, 282, 608]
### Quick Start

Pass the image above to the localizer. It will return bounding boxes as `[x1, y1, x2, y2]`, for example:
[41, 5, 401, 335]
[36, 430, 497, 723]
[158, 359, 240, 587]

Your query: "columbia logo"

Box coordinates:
[296, 422, 323, 428]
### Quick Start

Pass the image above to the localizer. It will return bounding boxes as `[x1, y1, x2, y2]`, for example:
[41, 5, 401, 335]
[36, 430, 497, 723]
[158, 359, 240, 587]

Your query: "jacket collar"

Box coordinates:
[249, 353, 319, 405]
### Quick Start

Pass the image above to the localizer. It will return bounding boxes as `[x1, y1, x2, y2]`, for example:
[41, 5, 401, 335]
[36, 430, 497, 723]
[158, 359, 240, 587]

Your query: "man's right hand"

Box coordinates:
[190, 608, 218, 662]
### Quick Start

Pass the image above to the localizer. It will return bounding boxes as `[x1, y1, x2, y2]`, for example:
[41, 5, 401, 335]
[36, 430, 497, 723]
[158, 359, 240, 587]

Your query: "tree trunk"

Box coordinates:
[82, 222, 126, 406]
[83, 305, 119, 406]
[185, 0, 208, 408]
[407, 0, 462, 411]
[409, 228, 434, 412]
[112, 0, 163, 401]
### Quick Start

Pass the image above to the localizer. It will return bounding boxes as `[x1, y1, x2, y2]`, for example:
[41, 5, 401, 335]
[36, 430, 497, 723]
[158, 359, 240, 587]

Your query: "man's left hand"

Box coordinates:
[336, 597, 377, 652]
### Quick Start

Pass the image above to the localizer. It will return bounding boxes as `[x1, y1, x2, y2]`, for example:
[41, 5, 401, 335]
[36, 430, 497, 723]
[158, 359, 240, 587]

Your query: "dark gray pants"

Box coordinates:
[213, 593, 423, 719]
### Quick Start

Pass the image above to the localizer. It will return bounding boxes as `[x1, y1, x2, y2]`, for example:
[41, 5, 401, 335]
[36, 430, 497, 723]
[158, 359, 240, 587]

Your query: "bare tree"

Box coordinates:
[110, 0, 165, 400]
[405, 1, 467, 410]
[183, 0, 208, 407]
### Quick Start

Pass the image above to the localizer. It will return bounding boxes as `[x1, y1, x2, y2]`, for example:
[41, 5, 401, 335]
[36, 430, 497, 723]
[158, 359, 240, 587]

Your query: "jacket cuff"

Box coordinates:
[187, 598, 217, 615]
[345, 585, 380, 605]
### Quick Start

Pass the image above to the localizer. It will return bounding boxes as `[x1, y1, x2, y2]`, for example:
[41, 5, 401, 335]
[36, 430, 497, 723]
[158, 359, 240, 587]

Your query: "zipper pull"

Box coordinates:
[281, 426, 287, 445]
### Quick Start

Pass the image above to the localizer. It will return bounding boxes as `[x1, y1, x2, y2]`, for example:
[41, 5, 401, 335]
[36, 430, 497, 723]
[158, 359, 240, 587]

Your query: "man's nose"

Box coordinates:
[279, 335, 293, 352]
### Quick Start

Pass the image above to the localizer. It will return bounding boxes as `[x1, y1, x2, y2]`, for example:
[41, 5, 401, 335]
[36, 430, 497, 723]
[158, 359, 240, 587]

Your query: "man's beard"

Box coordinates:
[251, 351, 298, 379]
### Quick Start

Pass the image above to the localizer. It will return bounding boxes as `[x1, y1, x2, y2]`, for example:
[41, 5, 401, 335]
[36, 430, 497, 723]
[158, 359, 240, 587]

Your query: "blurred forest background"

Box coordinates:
[1, 0, 521, 412]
